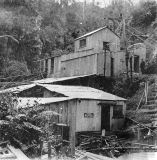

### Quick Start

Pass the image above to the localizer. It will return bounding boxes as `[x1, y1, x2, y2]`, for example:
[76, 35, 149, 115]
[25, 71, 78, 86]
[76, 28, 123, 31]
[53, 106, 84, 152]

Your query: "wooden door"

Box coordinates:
[101, 105, 110, 131]
[134, 55, 139, 73]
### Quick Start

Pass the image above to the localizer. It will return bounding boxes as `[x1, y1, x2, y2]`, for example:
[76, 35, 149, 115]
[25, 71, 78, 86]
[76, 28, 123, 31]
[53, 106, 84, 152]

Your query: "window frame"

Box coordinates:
[79, 38, 87, 48]
[113, 105, 124, 119]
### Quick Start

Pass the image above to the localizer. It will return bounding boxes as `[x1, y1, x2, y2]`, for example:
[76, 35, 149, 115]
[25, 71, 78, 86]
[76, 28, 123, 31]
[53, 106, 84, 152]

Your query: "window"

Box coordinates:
[45, 59, 48, 73]
[113, 105, 123, 118]
[80, 39, 86, 48]
[51, 58, 54, 74]
[103, 41, 110, 51]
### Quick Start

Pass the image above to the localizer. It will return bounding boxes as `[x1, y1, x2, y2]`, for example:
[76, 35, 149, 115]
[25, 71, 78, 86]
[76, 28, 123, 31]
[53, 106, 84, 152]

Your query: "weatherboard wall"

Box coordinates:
[76, 100, 101, 132]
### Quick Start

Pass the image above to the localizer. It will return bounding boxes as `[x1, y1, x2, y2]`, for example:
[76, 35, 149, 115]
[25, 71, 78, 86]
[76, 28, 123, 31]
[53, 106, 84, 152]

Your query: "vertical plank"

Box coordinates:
[48, 141, 52, 159]
[110, 106, 113, 130]
[68, 100, 76, 156]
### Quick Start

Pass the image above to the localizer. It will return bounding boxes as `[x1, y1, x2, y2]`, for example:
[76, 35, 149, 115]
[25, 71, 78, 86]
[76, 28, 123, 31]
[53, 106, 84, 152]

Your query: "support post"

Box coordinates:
[103, 48, 107, 91]
[39, 140, 43, 159]
[48, 141, 52, 160]
[122, 16, 129, 80]
[138, 127, 141, 142]
[130, 56, 133, 85]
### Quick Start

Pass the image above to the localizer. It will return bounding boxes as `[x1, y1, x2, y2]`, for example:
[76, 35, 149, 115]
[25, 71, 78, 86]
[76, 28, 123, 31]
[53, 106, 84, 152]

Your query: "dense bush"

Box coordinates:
[0, 92, 63, 158]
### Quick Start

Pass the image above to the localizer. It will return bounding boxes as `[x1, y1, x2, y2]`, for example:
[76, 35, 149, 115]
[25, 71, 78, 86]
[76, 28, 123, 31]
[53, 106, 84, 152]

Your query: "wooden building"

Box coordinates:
[44, 27, 146, 79]
[14, 84, 126, 133]
[1, 83, 126, 155]
[16, 84, 126, 155]
[127, 43, 146, 73]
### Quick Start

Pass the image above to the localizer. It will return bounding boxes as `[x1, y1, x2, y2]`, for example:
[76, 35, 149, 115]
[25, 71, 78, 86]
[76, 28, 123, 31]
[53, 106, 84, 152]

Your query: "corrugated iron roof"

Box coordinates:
[0, 83, 126, 101]
[39, 84, 126, 101]
[0, 84, 36, 94]
[32, 74, 95, 84]
[17, 97, 74, 108]
[75, 26, 120, 40]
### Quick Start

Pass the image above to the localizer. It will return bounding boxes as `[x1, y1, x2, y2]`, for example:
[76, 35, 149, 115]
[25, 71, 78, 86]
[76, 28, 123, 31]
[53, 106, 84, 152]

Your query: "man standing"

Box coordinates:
[140, 59, 145, 74]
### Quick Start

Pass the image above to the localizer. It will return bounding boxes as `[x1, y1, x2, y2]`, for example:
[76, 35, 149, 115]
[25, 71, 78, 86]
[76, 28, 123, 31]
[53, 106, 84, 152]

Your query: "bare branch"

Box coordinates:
[0, 35, 19, 43]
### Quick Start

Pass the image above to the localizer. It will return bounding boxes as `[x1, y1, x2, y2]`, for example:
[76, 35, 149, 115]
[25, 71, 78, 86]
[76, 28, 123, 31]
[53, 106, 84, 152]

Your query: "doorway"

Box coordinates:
[134, 55, 139, 73]
[101, 105, 110, 131]
[111, 57, 114, 76]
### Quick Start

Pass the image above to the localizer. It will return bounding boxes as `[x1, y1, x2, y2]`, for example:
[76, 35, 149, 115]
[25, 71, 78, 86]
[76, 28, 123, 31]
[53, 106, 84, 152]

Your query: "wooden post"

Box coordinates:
[122, 16, 129, 80]
[103, 48, 107, 91]
[145, 81, 148, 104]
[39, 141, 43, 159]
[48, 141, 52, 160]
[130, 56, 133, 85]
[138, 127, 141, 142]
[69, 100, 76, 156]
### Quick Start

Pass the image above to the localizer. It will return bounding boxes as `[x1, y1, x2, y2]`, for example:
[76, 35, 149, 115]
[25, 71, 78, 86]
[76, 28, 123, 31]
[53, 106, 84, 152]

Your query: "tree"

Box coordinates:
[131, 1, 157, 28]
[0, 92, 64, 158]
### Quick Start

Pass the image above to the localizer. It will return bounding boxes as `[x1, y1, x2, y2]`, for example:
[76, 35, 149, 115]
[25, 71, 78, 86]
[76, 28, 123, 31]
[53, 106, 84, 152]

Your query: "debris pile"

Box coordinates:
[77, 132, 157, 158]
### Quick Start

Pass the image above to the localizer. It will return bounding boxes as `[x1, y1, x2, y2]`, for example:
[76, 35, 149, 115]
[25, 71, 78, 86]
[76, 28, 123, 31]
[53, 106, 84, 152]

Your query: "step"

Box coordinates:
[150, 114, 157, 119]
[137, 109, 157, 114]
[147, 96, 157, 101]
[151, 117, 157, 121]
[142, 104, 157, 109]
[148, 92, 157, 97]
[147, 100, 157, 105]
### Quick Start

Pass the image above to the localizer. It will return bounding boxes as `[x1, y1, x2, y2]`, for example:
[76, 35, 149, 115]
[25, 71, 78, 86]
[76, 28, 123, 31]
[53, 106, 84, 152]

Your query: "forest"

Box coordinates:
[1, 0, 157, 159]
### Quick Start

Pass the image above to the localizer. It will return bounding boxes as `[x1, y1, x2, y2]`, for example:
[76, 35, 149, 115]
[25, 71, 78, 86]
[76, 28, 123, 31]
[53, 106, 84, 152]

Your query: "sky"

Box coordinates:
[76, 0, 157, 8]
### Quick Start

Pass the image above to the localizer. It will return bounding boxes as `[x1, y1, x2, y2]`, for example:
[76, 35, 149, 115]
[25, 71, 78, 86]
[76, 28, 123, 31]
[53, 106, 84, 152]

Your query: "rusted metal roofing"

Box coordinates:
[75, 26, 120, 40]
[17, 97, 74, 108]
[39, 84, 126, 101]
[32, 74, 95, 84]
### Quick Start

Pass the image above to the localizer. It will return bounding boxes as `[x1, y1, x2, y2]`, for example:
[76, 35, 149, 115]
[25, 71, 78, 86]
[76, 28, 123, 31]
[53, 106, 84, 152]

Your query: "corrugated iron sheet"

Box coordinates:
[32, 74, 95, 84]
[39, 84, 126, 101]
[0, 84, 36, 94]
[75, 27, 107, 40]
[17, 97, 74, 108]
[0, 83, 126, 101]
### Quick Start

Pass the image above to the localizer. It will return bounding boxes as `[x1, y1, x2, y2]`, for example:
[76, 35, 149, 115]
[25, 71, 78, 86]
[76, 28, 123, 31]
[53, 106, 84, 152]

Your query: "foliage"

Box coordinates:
[0, 92, 63, 158]
[3, 60, 31, 77]
[131, 1, 157, 28]
[126, 110, 152, 123]
[145, 57, 157, 74]
[112, 74, 144, 99]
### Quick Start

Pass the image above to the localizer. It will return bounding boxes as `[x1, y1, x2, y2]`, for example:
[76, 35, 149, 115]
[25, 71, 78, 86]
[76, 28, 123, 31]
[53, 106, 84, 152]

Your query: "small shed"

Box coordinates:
[15, 84, 126, 132]
[1, 84, 126, 155]
[17, 93, 126, 155]
[45, 26, 123, 78]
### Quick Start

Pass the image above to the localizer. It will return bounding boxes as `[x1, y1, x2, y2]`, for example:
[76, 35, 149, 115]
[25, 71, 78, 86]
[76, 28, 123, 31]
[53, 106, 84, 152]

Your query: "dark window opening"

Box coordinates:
[134, 55, 140, 73]
[113, 105, 123, 118]
[51, 58, 54, 74]
[45, 59, 48, 74]
[103, 41, 110, 51]
[111, 57, 114, 76]
[80, 39, 86, 48]
[101, 105, 110, 131]
[56, 125, 70, 145]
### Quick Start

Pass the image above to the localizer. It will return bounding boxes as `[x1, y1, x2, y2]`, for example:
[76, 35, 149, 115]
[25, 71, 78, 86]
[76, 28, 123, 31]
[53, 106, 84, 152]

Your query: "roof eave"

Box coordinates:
[75, 26, 120, 41]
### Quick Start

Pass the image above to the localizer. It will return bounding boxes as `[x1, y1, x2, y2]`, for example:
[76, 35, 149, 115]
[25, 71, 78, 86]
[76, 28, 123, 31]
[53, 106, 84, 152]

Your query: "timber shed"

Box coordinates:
[13, 84, 127, 132]
[1, 84, 126, 155]
[45, 26, 124, 78]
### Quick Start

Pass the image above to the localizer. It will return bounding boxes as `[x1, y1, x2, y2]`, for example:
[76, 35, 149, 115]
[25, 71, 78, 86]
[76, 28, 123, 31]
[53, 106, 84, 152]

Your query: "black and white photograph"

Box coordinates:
[0, 0, 157, 159]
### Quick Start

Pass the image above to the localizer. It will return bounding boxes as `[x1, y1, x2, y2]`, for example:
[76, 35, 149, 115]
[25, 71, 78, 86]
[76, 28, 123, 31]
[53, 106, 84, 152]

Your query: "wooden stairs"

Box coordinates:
[137, 81, 157, 126]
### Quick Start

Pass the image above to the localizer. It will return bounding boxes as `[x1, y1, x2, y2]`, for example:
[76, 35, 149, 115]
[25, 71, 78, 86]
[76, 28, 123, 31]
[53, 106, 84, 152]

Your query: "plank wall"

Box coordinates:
[76, 100, 101, 132]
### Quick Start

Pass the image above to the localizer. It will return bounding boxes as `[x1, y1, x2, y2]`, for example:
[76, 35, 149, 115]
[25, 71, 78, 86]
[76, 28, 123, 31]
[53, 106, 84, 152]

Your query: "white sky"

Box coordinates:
[76, 0, 157, 8]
